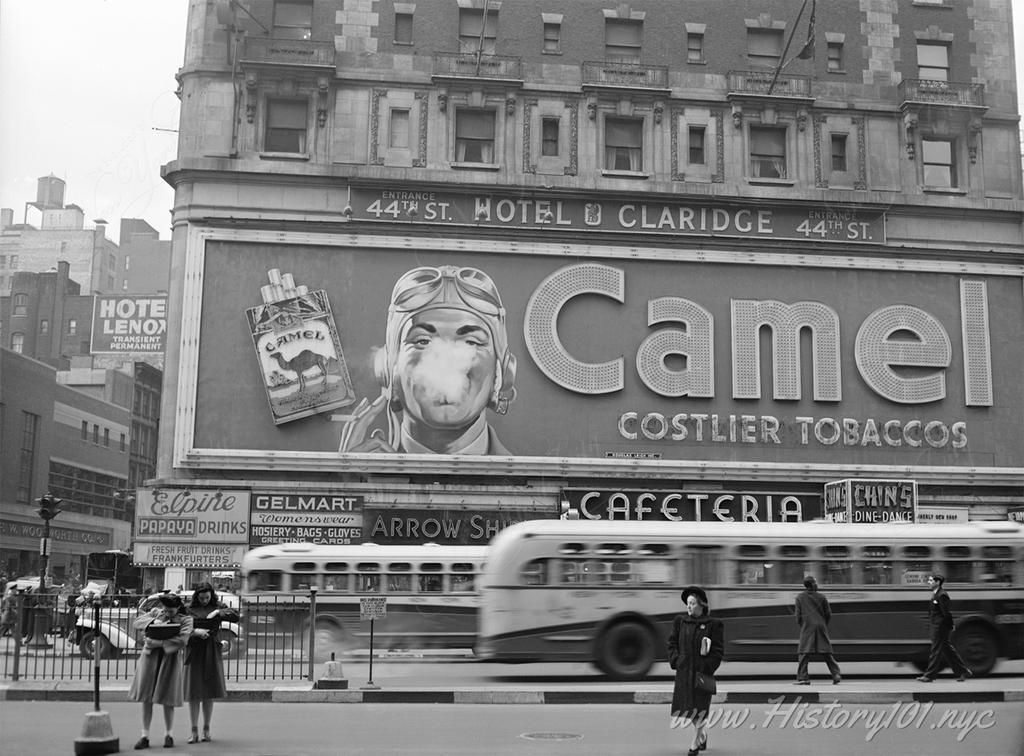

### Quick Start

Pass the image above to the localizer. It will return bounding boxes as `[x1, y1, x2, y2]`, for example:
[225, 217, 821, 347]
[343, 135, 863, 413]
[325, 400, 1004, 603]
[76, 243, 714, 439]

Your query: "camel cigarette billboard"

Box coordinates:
[173, 227, 1023, 482]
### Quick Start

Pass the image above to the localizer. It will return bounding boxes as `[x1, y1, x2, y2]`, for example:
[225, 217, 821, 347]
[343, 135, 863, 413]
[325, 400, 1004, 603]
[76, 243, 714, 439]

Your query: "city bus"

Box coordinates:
[240, 542, 487, 651]
[475, 520, 1024, 680]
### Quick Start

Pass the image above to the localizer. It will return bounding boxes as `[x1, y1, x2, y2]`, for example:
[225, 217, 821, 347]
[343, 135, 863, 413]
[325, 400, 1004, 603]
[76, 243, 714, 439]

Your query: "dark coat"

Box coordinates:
[795, 588, 833, 654]
[928, 588, 954, 634]
[128, 609, 193, 707]
[184, 602, 239, 701]
[667, 613, 724, 718]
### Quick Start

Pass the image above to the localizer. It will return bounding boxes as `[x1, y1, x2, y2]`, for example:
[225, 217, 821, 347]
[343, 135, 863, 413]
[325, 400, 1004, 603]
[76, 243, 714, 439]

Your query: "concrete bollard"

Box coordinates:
[74, 710, 119, 755]
[315, 657, 349, 690]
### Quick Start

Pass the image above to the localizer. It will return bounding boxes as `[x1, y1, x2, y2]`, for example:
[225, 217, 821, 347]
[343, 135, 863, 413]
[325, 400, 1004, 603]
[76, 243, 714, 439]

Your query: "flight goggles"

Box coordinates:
[389, 266, 505, 319]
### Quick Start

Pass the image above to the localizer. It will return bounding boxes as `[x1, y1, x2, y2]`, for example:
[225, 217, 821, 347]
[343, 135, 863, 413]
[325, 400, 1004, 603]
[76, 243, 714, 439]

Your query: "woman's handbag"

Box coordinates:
[695, 671, 717, 695]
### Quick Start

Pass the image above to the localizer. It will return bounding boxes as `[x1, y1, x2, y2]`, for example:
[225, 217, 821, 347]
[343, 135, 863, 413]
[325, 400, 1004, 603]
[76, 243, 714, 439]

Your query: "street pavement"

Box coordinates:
[1, 700, 1022, 755]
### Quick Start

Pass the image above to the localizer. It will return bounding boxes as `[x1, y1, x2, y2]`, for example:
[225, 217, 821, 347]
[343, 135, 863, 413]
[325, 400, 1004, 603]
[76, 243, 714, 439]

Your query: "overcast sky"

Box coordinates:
[0, 1, 1022, 246]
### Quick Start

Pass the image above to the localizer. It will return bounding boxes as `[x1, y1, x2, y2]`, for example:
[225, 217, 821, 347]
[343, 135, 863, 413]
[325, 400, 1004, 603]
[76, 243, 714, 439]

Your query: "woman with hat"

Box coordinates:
[668, 586, 724, 755]
[128, 592, 193, 749]
[183, 582, 239, 744]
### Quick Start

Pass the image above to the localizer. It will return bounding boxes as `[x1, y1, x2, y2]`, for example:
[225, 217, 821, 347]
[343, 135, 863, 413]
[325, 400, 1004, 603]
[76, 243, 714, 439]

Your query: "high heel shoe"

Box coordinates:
[187, 731, 199, 744]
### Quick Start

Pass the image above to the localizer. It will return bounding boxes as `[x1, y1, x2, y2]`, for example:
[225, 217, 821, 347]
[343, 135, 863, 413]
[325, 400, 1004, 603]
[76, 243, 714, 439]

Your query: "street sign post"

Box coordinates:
[359, 597, 387, 689]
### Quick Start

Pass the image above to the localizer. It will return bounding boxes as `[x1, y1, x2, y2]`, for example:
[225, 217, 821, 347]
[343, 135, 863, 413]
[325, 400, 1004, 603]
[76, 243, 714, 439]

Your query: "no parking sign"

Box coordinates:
[360, 596, 387, 621]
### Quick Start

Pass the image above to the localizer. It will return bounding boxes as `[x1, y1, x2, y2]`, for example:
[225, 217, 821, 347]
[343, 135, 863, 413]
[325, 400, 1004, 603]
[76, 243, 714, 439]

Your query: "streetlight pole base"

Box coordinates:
[73, 710, 118, 755]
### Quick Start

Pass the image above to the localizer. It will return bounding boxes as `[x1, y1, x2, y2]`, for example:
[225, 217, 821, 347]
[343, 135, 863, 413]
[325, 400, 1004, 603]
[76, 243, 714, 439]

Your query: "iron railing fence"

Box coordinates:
[1, 592, 316, 682]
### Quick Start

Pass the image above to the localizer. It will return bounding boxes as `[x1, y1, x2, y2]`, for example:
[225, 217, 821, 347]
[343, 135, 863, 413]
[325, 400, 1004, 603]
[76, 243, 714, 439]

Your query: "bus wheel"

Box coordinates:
[954, 624, 998, 677]
[79, 632, 117, 660]
[595, 622, 656, 681]
[313, 622, 351, 661]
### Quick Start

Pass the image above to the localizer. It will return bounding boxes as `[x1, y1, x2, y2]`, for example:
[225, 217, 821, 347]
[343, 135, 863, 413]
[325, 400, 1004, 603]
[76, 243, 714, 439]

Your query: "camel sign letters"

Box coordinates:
[247, 269, 356, 424]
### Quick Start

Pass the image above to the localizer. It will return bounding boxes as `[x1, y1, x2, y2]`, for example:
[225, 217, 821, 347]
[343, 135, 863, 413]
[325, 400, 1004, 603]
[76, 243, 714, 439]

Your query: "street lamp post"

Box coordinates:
[25, 493, 63, 647]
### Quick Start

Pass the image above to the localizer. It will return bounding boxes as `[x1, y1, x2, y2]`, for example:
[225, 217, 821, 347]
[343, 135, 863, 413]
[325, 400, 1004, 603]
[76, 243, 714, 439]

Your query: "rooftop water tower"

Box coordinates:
[34, 174, 66, 209]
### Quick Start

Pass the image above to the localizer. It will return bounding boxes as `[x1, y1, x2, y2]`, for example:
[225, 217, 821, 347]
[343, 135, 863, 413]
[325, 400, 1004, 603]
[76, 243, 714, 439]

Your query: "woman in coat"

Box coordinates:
[668, 586, 725, 755]
[128, 592, 193, 749]
[183, 582, 239, 743]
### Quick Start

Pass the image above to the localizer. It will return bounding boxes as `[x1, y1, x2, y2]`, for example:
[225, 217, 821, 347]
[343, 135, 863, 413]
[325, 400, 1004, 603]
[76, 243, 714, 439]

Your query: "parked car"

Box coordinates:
[135, 590, 244, 658]
[72, 587, 243, 660]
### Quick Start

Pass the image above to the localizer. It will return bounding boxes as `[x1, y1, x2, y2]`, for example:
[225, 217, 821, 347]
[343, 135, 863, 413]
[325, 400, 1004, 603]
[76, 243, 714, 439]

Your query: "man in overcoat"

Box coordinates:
[916, 573, 971, 682]
[794, 575, 841, 684]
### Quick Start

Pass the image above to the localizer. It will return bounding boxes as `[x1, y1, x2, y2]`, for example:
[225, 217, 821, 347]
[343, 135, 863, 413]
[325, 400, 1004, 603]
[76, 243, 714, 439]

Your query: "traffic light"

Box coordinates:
[36, 493, 63, 521]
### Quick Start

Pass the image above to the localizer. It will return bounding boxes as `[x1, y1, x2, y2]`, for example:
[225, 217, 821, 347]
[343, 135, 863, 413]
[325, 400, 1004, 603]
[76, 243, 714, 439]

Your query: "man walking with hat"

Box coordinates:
[916, 573, 972, 682]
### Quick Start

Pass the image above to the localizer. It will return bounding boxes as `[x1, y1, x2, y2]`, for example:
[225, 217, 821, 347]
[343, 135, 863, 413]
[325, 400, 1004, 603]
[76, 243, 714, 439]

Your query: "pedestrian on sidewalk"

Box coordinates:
[128, 592, 193, 749]
[184, 582, 239, 744]
[917, 573, 972, 682]
[0, 586, 16, 637]
[793, 575, 841, 685]
[668, 585, 725, 756]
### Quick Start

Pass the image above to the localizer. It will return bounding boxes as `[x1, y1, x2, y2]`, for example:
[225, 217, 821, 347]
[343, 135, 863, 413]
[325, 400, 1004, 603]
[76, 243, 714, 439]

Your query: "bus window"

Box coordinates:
[419, 563, 443, 592]
[562, 560, 583, 584]
[980, 546, 1014, 584]
[737, 545, 767, 584]
[943, 546, 972, 583]
[249, 570, 283, 591]
[451, 561, 476, 593]
[290, 562, 317, 590]
[559, 543, 586, 555]
[638, 543, 669, 556]
[821, 545, 852, 584]
[323, 562, 349, 592]
[358, 575, 381, 593]
[388, 575, 412, 592]
[901, 546, 932, 585]
[596, 543, 629, 555]
[582, 560, 606, 585]
[860, 546, 893, 585]
[610, 561, 632, 584]
[520, 559, 548, 586]
[778, 545, 810, 584]
[637, 561, 673, 584]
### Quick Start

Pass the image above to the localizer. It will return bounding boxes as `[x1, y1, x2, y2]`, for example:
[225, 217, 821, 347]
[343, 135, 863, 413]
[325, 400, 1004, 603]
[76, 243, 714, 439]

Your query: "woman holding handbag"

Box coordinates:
[668, 586, 725, 755]
[183, 582, 239, 744]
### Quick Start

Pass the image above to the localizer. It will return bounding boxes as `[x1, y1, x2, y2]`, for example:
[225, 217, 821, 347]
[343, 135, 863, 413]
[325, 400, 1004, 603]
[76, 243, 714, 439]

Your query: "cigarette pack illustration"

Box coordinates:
[246, 269, 356, 424]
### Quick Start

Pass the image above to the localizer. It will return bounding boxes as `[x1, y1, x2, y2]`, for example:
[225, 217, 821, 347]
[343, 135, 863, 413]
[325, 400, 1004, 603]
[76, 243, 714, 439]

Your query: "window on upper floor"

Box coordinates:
[40, 319, 49, 335]
[273, 0, 313, 40]
[0, 255, 6, 266]
[395, 12, 413, 44]
[541, 118, 560, 156]
[543, 21, 561, 54]
[459, 8, 498, 55]
[830, 134, 848, 172]
[455, 109, 496, 164]
[747, 28, 783, 67]
[917, 42, 950, 81]
[68, 319, 78, 335]
[389, 109, 410, 148]
[81, 420, 89, 440]
[749, 125, 787, 179]
[124, 254, 131, 270]
[93, 424, 100, 444]
[11, 333, 24, 353]
[604, 117, 643, 172]
[9, 255, 18, 269]
[827, 41, 844, 72]
[265, 98, 309, 153]
[922, 138, 956, 188]
[687, 33, 705, 63]
[688, 126, 706, 165]
[13, 293, 28, 316]
[605, 19, 642, 62]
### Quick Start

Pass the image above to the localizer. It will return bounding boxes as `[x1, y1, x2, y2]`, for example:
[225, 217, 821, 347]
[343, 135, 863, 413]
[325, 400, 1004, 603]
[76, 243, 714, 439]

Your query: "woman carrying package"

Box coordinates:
[667, 585, 725, 755]
[128, 592, 193, 749]
[183, 582, 239, 743]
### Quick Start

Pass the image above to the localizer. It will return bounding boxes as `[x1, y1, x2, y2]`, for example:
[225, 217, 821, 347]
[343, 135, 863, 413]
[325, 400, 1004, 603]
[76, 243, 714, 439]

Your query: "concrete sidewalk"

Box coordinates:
[2, 677, 1020, 704]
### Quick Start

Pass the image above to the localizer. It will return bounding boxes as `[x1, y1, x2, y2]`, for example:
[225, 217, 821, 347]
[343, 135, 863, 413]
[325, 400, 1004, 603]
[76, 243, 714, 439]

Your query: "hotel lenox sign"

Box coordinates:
[175, 229, 1023, 481]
